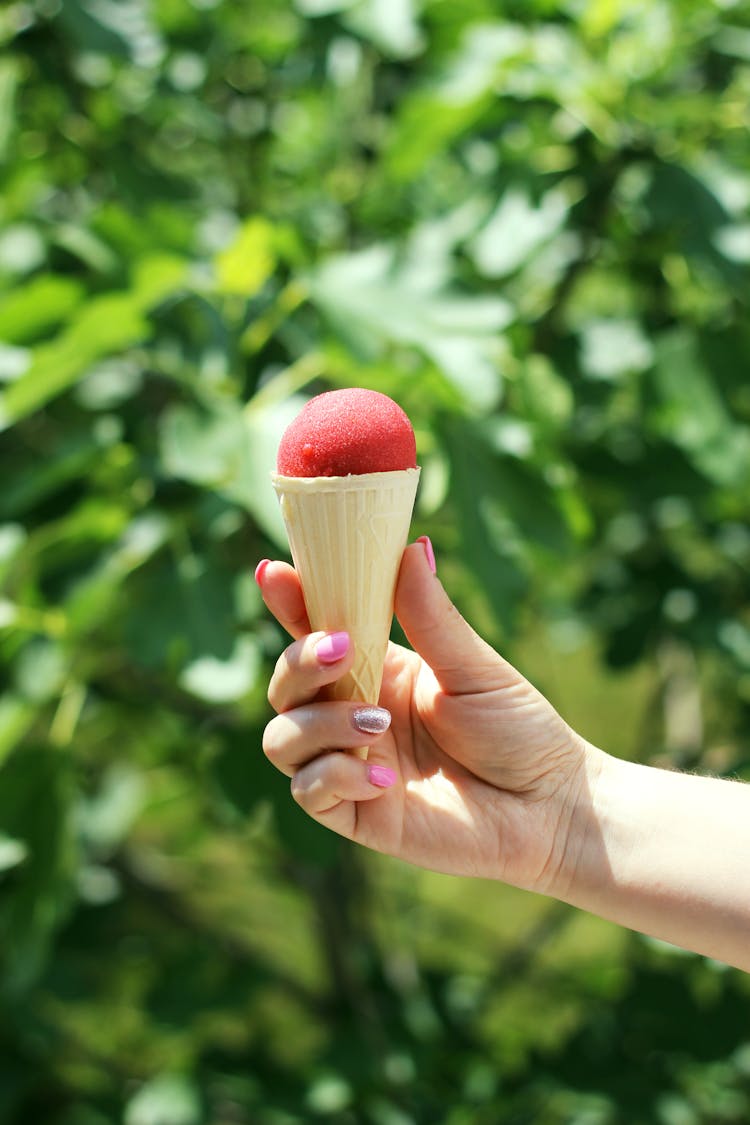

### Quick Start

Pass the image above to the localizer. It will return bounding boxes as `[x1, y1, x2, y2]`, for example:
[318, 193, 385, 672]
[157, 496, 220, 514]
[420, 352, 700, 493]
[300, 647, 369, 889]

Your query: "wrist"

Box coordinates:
[551, 746, 750, 970]
[551, 738, 613, 905]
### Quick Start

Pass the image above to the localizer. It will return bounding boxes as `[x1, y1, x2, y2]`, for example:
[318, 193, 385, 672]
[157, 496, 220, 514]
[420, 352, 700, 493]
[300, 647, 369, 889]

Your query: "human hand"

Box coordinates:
[257, 541, 597, 897]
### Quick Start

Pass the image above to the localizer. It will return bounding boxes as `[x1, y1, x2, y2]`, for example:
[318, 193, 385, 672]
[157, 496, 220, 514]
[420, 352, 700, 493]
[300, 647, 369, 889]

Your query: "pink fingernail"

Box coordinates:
[315, 631, 350, 664]
[254, 559, 270, 585]
[417, 535, 436, 575]
[367, 765, 396, 789]
[352, 706, 391, 735]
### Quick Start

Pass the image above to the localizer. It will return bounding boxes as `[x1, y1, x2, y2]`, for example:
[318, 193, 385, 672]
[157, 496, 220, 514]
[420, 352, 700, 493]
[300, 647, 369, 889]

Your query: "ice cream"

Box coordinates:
[272, 389, 420, 750]
[276, 387, 417, 477]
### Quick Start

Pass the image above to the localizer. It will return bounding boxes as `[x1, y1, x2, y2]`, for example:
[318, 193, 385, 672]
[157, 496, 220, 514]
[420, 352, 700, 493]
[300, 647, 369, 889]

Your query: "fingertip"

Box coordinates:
[399, 539, 435, 587]
[315, 631, 351, 666]
[367, 764, 397, 789]
[395, 539, 444, 618]
[257, 559, 311, 639]
[416, 535, 437, 574]
[255, 558, 271, 585]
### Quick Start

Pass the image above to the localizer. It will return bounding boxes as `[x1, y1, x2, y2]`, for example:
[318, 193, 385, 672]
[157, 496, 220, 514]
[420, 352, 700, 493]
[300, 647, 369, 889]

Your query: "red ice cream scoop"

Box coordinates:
[276, 388, 417, 477]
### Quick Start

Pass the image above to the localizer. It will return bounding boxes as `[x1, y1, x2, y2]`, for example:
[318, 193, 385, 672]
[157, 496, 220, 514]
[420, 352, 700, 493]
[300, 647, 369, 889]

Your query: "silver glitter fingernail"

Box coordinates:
[352, 706, 391, 735]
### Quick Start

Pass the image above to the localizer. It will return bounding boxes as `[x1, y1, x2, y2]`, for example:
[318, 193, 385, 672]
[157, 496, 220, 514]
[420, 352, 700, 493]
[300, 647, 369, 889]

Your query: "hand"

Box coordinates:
[258, 542, 597, 897]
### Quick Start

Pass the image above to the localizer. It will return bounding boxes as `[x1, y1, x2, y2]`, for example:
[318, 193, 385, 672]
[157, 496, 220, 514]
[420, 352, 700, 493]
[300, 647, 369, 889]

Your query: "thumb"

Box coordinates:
[394, 540, 520, 695]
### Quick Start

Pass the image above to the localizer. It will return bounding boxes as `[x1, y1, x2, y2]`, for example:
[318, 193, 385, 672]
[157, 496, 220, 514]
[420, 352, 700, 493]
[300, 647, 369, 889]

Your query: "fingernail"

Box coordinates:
[254, 559, 270, 585]
[315, 631, 350, 664]
[352, 706, 391, 735]
[367, 765, 397, 789]
[417, 535, 436, 574]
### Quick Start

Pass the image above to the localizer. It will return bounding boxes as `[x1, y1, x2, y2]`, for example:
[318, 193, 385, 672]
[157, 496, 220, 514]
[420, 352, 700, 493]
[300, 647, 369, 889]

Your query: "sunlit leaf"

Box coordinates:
[215, 217, 276, 297]
[0, 59, 20, 160]
[0, 696, 36, 769]
[579, 319, 654, 381]
[77, 763, 145, 856]
[309, 247, 511, 409]
[179, 635, 260, 703]
[344, 0, 425, 59]
[124, 1073, 201, 1125]
[57, 0, 164, 65]
[471, 187, 570, 278]
[0, 834, 28, 873]
[651, 331, 750, 486]
[0, 275, 85, 345]
[0, 260, 185, 427]
[160, 394, 306, 549]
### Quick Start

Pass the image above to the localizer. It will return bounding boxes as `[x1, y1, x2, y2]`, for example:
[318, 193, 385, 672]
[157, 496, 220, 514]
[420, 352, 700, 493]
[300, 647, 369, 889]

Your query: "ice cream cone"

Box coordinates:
[271, 468, 420, 754]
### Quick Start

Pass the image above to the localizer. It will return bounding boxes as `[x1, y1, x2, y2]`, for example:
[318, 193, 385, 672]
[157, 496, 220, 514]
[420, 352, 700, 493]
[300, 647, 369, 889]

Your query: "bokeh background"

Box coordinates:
[2, 0, 750, 1121]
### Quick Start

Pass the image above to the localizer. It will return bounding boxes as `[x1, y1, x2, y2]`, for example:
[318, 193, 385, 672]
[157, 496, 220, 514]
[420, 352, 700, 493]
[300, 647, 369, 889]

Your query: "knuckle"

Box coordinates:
[267, 636, 320, 713]
[262, 720, 279, 759]
[266, 671, 282, 713]
[290, 772, 309, 807]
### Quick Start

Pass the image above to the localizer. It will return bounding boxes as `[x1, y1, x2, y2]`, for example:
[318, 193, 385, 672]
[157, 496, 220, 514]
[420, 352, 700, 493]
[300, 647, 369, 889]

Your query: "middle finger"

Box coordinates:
[263, 701, 392, 776]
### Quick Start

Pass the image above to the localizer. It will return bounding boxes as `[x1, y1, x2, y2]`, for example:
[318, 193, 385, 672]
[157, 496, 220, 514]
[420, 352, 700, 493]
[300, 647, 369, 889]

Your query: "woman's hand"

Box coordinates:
[258, 541, 598, 898]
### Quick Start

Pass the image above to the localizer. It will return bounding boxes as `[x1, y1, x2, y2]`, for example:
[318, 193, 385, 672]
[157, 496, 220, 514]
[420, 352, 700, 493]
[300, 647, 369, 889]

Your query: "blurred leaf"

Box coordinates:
[0, 59, 20, 162]
[518, 356, 574, 431]
[0, 258, 185, 428]
[52, 223, 120, 274]
[344, 0, 425, 59]
[131, 253, 187, 308]
[0, 300, 144, 427]
[76, 763, 145, 857]
[385, 94, 491, 182]
[124, 1074, 201, 1125]
[579, 319, 654, 381]
[215, 216, 277, 297]
[651, 331, 750, 486]
[0, 747, 75, 992]
[0, 697, 37, 769]
[14, 639, 67, 703]
[471, 187, 570, 278]
[440, 417, 528, 634]
[124, 553, 236, 673]
[0, 344, 29, 382]
[646, 161, 736, 278]
[713, 223, 750, 265]
[0, 275, 85, 346]
[160, 402, 245, 486]
[0, 429, 105, 519]
[64, 513, 171, 634]
[160, 394, 305, 549]
[713, 24, 750, 60]
[0, 835, 28, 874]
[0, 523, 26, 585]
[179, 635, 260, 702]
[57, 0, 163, 64]
[309, 246, 511, 409]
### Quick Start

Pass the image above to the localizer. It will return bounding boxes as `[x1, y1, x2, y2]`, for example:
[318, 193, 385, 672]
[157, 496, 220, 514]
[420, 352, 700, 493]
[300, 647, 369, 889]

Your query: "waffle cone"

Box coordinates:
[271, 467, 420, 728]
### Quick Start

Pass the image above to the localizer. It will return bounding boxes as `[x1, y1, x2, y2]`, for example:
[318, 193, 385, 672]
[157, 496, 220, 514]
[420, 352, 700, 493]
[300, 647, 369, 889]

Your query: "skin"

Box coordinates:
[259, 543, 750, 973]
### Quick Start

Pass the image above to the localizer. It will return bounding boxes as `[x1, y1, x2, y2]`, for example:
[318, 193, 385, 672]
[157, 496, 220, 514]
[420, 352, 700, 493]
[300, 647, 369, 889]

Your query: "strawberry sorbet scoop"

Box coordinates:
[276, 388, 417, 477]
[271, 389, 420, 745]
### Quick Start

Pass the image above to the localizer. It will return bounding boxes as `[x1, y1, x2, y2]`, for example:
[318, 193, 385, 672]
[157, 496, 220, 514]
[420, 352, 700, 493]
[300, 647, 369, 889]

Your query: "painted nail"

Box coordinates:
[352, 706, 391, 735]
[254, 559, 270, 585]
[417, 535, 436, 575]
[367, 765, 397, 789]
[315, 631, 350, 665]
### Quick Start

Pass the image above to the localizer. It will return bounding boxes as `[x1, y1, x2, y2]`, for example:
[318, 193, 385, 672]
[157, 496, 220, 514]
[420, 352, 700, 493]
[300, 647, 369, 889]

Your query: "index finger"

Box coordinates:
[255, 559, 311, 640]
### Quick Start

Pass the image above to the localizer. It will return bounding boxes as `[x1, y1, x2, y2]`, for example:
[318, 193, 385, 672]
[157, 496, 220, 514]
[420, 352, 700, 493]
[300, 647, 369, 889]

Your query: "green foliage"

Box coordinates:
[1, 0, 749, 1121]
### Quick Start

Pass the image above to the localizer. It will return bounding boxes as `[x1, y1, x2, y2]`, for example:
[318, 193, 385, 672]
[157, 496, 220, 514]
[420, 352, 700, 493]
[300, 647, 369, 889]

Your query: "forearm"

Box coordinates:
[563, 748, 750, 972]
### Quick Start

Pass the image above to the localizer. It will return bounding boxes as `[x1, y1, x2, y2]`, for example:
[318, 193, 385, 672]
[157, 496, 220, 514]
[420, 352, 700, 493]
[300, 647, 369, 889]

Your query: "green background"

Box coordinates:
[1, 0, 750, 1121]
